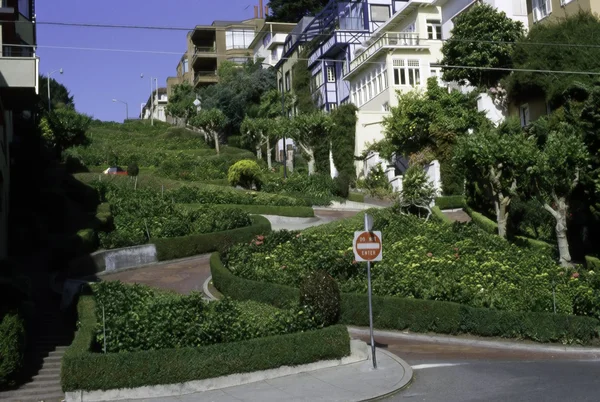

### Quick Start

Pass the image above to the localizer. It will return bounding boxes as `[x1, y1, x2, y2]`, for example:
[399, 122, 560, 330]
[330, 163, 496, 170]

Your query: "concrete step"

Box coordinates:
[32, 372, 61, 381]
[0, 385, 64, 398]
[0, 395, 65, 402]
[42, 355, 63, 364]
[20, 378, 61, 389]
[39, 361, 61, 370]
[37, 367, 61, 376]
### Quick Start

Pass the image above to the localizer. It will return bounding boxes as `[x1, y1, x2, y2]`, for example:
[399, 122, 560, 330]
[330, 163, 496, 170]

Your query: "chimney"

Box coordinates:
[254, 5, 258, 18]
[259, 0, 264, 18]
[265, 6, 269, 17]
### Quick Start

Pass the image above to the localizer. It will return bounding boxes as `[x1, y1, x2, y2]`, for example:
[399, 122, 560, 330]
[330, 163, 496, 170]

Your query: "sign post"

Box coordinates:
[353, 213, 382, 369]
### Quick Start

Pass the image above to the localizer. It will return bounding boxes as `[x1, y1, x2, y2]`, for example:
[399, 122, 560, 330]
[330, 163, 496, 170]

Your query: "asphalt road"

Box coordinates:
[352, 334, 600, 402]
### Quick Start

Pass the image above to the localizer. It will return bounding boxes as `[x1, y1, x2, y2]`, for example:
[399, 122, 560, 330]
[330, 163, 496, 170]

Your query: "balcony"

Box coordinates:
[192, 46, 217, 68]
[194, 71, 218, 87]
[347, 32, 427, 77]
[0, 45, 38, 90]
[308, 30, 369, 67]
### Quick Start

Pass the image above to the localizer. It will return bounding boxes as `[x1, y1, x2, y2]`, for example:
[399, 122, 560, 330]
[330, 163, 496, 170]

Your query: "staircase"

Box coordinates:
[0, 262, 74, 402]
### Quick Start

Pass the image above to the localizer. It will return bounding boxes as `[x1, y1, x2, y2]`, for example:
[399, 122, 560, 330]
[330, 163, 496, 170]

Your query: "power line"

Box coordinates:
[6, 43, 598, 76]
[5, 19, 600, 50]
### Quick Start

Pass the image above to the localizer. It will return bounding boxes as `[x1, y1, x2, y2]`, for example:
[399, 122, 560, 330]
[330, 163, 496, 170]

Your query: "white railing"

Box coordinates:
[349, 32, 421, 73]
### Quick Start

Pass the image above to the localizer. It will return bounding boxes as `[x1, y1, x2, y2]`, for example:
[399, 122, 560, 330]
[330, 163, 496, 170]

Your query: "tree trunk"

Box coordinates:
[256, 146, 262, 161]
[213, 131, 220, 155]
[543, 197, 572, 267]
[494, 195, 510, 238]
[266, 137, 272, 170]
[307, 149, 315, 175]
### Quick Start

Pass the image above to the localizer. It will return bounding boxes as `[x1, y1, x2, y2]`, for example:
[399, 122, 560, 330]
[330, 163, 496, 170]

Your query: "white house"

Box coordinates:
[344, 0, 444, 190]
[250, 22, 297, 67]
[141, 87, 168, 123]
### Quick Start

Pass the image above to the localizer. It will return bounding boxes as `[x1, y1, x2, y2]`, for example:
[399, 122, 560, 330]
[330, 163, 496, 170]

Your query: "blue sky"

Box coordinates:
[37, 0, 258, 122]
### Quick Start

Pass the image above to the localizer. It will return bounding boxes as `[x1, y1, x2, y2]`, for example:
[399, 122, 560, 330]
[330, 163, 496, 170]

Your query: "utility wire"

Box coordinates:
[4, 43, 598, 76]
[4, 19, 600, 49]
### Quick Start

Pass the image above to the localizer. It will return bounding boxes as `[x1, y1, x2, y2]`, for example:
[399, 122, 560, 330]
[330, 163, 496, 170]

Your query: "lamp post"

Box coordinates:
[141, 73, 156, 126]
[112, 99, 129, 122]
[47, 68, 63, 112]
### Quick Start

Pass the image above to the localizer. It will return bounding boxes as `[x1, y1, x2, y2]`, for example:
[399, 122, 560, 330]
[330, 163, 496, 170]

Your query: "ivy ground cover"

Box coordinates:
[225, 209, 600, 318]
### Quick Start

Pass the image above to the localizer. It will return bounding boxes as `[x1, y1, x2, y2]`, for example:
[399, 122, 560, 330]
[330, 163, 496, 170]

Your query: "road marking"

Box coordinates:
[411, 363, 464, 370]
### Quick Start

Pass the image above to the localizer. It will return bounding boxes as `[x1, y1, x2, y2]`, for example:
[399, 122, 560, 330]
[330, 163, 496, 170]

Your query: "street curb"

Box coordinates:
[202, 275, 218, 301]
[94, 253, 211, 277]
[360, 348, 413, 402]
[348, 327, 600, 356]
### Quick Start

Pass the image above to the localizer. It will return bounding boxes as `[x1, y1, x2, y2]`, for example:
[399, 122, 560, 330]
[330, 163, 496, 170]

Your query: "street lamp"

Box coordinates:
[47, 68, 63, 112]
[141, 73, 156, 126]
[112, 99, 129, 122]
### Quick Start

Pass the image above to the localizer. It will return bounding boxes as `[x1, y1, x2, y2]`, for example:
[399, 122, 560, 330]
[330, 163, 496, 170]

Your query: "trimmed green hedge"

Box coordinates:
[431, 206, 452, 224]
[182, 204, 315, 218]
[0, 313, 25, 388]
[586, 256, 600, 270]
[210, 253, 600, 345]
[94, 203, 112, 231]
[153, 215, 271, 261]
[464, 206, 498, 235]
[348, 192, 365, 203]
[513, 236, 556, 258]
[61, 295, 350, 392]
[435, 196, 466, 210]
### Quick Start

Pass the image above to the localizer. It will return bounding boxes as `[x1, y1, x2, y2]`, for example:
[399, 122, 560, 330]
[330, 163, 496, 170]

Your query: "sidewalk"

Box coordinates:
[119, 348, 411, 402]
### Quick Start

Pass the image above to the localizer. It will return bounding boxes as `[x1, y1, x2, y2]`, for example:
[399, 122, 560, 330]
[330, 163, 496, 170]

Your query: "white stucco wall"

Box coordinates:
[355, 111, 390, 177]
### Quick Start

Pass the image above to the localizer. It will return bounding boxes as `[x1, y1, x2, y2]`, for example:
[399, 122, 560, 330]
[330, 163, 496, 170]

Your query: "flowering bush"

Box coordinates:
[226, 209, 600, 318]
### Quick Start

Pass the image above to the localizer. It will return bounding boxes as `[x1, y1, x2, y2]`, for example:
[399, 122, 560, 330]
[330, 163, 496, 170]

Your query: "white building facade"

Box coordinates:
[345, 0, 444, 187]
[142, 88, 168, 122]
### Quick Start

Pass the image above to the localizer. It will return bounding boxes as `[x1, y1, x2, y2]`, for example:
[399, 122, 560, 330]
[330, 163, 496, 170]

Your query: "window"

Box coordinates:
[393, 59, 420, 87]
[532, 0, 551, 22]
[427, 20, 442, 40]
[18, 0, 30, 18]
[430, 68, 444, 85]
[182, 58, 189, 73]
[351, 63, 388, 107]
[519, 104, 530, 127]
[370, 5, 390, 22]
[312, 70, 323, 90]
[285, 71, 291, 92]
[560, 0, 573, 5]
[279, 78, 283, 92]
[225, 29, 255, 50]
[326, 66, 336, 83]
[228, 57, 250, 64]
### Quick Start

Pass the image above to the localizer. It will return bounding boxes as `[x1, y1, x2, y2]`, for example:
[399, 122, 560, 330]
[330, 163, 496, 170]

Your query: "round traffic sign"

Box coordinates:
[354, 231, 382, 261]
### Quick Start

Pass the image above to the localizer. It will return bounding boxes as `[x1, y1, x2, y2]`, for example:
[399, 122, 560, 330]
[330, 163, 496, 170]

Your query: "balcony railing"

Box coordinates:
[195, 46, 216, 53]
[348, 32, 423, 74]
[308, 30, 369, 66]
[194, 71, 217, 84]
[0, 45, 38, 89]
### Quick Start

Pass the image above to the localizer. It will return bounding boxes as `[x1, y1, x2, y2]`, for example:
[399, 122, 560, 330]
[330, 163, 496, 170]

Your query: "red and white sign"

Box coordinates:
[353, 231, 382, 262]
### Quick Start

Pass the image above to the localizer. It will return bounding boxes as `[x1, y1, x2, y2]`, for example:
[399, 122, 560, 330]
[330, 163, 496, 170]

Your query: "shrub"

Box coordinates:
[586, 256, 600, 270]
[435, 196, 466, 210]
[127, 162, 139, 177]
[62, 295, 350, 393]
[153, 215, 271, 261]
[183, 203, 315, 218]
[228, 160, 263, 190]
[358, 164, 393, 199]
[398, 165, 436, 216]
[299, 270, 341, 326]
[211, 253, 600, 345]
[333, 172, 351, 198]
[167, 185, 309, 207]
[348, 192, 365, 203]
[0, 313, 25, 388]
[261, 173, 336, 205]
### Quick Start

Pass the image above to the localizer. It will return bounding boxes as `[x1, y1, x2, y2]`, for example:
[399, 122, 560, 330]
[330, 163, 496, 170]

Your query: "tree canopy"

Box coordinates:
[329, 103, 358, 178]
[267, 0, 329, 23]
[507, 11, 600, 106]
[440, 3, 524, 88]
[165, 82, 198, 125]
[38, 75, 75, 112]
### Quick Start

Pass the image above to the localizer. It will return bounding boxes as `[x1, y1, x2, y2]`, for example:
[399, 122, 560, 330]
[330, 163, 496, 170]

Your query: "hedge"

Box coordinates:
[210, 253, 600, 345]
[435, 196, 466, 210]
[61, 295, 350, 392]
[513, 236, 556, 258]
[182, 203, 315, 218]
[464, 205, 498, 235]
[348, 192, 365, 203]
[94, 203, 112, 231]
[431, 206, 452, 224]
[0, 313, 25, 388]
[153, 215, 272, 261]
[586, 256, 600, 270]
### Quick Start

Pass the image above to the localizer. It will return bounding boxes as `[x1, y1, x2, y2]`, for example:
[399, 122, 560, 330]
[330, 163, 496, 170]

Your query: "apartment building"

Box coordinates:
[275, 16, 316, 95]
[344, 0, 444, 180]
[251, 21, 297, 67]
[141, 87, 168, 122]
[166, 12, 266, 97]
[0, 0, 38, 258]
[526, 0, 598, 26]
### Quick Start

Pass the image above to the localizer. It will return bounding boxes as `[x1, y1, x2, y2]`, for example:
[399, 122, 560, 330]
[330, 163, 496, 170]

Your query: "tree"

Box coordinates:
[240, 116, 276, 168]
[289, 112, 332, 175]
[165, 82, 198, 126]
[267, 0, 329, 23]
[198, 60, 277, 137]
[454, 118, 537, 238]
[329, 104, 358, 178]
[257, 89, 294, 119]
[292, 47, 320, 115]
[38, 75, 75, 112]
[381, 78, 488, 194]
[530, 118, 589, 266]
[398, 165, 436, 221]
[440, 3, 524, 88]
[42, 108, 92, 156]
[190, 109, 226, 154]
[507, 11, 600, 107]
